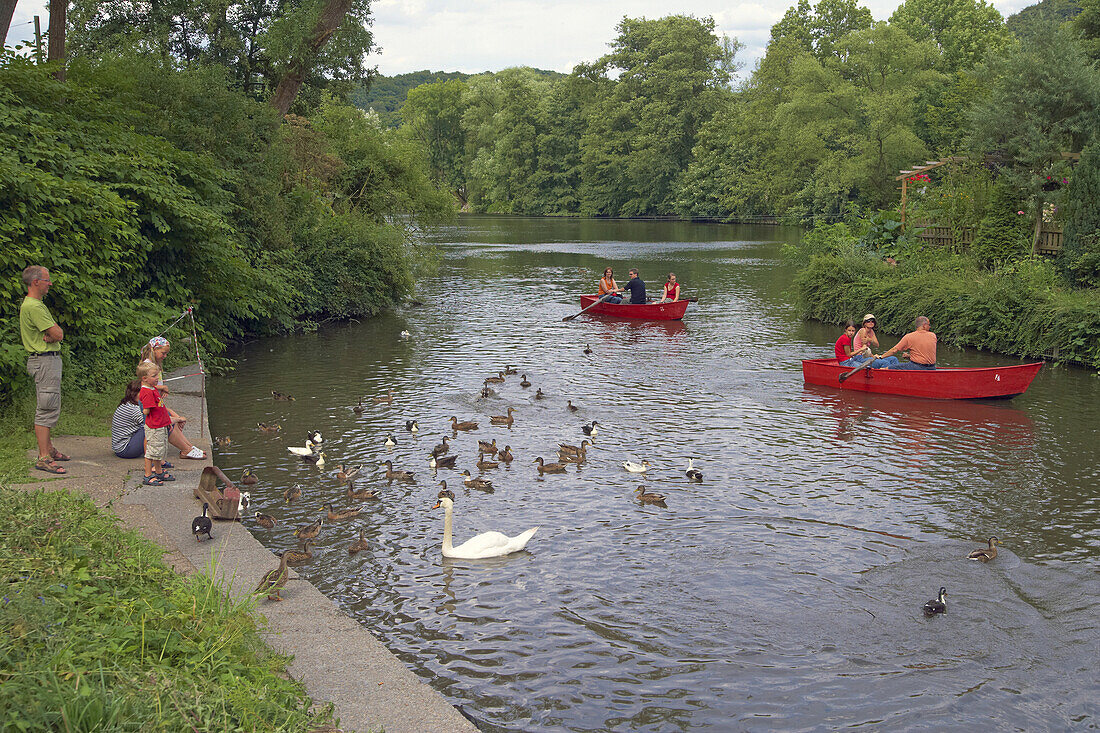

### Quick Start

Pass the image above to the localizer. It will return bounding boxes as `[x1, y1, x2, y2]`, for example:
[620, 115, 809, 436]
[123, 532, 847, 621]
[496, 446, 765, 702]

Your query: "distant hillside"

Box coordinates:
[1006, 0, 1082, 41]
[351, 68, 566, 128]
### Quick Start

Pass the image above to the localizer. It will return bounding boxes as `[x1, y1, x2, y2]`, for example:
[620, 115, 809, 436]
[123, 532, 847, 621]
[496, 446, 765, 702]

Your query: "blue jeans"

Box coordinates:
[115, 429, 145, 459]
[849, 354, 901, 369]
[894, 362, 936, 370]
[604, 295, 622, 304]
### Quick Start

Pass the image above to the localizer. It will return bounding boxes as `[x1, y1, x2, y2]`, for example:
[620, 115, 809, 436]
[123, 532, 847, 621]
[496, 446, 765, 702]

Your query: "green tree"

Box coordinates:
[769, 0, 874, 60]
[1059, 141, 1100, 286]
[1076, 0, 1100, 59]
[578, 15, 739, 216]
[890, 0, 1012, 71]
[401, 78, 469, 204]
[971, 182, 1029, 268]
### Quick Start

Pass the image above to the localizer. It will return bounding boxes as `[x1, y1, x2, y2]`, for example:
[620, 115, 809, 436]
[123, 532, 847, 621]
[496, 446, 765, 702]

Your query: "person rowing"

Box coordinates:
[622, 268, 646, 304]
[876, 316, 937, 370]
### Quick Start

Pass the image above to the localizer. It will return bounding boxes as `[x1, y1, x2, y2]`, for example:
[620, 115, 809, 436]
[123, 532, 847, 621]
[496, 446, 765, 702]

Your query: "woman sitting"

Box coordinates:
[111, 380, 146, 459]
[851, 314, 900, 368]
[656, 272, 680, 303]
[139, 336, 206, 460]
[597, 267, 623, 304]
[835, 321, 864, 366]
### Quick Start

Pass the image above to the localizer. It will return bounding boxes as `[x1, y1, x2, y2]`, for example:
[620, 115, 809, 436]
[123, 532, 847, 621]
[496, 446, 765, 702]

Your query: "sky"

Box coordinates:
[6, 0, 1034, 76]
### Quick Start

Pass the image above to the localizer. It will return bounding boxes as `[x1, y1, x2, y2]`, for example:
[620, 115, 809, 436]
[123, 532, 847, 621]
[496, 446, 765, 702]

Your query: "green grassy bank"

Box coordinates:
[791, 227, 1100, 370]
[0, 488, 335, 731]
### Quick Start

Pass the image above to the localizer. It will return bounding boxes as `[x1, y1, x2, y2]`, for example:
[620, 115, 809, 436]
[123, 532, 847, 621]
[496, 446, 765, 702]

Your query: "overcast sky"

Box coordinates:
[6, 0, 1033, 76]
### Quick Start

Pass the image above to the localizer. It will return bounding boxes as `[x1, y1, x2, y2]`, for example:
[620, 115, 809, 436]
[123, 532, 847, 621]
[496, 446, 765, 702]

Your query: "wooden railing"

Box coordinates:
[909, 219, 1062, 255]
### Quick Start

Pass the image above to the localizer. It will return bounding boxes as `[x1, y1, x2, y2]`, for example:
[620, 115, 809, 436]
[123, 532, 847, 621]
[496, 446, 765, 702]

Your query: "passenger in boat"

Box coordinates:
[835, 321, 861, 366]
[598, 267, 623, 304]
[852, 314, 900, 368]
[876, 316, 937, 369]
[622, 268, 646, 304]
[656, 272, 680, 303]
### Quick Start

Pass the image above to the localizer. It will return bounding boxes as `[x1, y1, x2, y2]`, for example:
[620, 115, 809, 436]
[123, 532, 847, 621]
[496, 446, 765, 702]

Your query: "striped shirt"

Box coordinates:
[111, 402, 145, 453]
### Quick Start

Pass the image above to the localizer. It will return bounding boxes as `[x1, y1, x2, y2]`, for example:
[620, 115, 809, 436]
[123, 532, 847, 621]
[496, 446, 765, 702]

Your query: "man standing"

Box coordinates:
[623, 268, 646, 305]
[877, 316, 937, 370]
[20, 265, 68, 474]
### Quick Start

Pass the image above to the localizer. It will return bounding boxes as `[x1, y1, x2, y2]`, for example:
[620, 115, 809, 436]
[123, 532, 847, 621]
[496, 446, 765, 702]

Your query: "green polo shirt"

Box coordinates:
[20, 296, 60, 354]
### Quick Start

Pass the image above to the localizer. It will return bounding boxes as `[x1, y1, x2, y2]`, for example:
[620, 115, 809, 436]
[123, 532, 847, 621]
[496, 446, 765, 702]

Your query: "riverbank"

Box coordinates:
[791, 242, 1100, 370]
[2, 366, 476, 733]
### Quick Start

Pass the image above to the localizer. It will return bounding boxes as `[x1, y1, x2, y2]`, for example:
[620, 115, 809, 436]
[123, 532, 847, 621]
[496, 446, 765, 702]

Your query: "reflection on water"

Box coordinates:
[209, 217, 1099, 731]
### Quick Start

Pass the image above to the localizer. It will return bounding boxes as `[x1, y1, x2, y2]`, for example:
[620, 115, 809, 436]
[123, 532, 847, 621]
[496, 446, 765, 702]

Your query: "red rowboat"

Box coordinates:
[801, 359, 1042, 400]
[578, 295, 689, 321]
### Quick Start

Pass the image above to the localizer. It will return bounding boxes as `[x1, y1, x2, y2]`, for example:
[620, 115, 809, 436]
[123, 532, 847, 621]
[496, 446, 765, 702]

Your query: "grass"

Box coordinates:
[0, 389, 116, 485]
[0, 488, 338, 731]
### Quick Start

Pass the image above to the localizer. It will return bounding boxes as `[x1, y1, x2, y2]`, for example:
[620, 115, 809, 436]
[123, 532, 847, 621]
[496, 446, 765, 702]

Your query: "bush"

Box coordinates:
[971, 182, 1030, 269]
[1060, 140, 1100, 288]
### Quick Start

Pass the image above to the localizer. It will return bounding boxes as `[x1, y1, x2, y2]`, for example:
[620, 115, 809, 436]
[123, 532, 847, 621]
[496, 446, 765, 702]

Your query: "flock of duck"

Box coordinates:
[200, 366, 1003, 613]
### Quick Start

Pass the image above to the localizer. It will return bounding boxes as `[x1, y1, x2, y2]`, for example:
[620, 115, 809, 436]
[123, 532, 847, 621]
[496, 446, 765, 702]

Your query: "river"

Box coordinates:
[208, 216, 1099, 731]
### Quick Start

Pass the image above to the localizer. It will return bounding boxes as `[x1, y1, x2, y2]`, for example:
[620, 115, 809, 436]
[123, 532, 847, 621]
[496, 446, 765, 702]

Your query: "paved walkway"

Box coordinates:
[11, 366, 477, 733]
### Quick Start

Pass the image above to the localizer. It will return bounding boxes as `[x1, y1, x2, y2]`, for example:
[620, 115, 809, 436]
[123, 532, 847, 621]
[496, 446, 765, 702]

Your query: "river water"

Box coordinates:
[208, 217, 1099, 731]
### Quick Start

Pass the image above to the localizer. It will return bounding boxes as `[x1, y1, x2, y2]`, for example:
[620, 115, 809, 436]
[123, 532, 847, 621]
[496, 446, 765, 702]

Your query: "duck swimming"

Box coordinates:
[335, 464, 362, 482]
[490, 408, 516, 426]
[450, 416, 479, 431]
[405, 420, 419, 433]
[559, 440, 591, 455]
[257, 422, 282, 433]
[431, 436, 450, 457]
[346, 480, 378, 501]
[622, 460, 651, 474]
[294, 516, 324, 540]
[348, 530, 369, 555]
[284, 539, 314, 567]
[686, 459, 703, 483]
[241, 468, 258, 485]
[254, 512, 277, 529]
[432, 489, 538, 559]
[923, 587, 947, 616]
[498, 446, 514, 463]
[534, 457, 567, 474]
[520, 375, 531, 388]
[429, 453, 457, 470]
[461, 470, 493, 490]
[323, 502, 361, 521]
[283, 483, 302, 503]
[484, 372, 506, 384]
[384, 434, 398, 447]
[534, 388, 546, 400]
[477, 438, 498, 456]
[382, 460, 415, 482]
[635, 486, 667, 507]
[566, 400, 579, 412]
[967, 537, 1000, 562]
[581, 421, 599, 436]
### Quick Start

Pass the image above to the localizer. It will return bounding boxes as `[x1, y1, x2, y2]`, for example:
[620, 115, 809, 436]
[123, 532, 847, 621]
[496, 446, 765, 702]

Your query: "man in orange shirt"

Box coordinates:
[876, 316, 937, 370]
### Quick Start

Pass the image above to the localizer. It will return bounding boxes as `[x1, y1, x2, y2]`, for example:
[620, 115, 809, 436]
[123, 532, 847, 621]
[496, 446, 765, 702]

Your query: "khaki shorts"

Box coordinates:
[27, 354, 62, 428]
[145, 425, 169, 461]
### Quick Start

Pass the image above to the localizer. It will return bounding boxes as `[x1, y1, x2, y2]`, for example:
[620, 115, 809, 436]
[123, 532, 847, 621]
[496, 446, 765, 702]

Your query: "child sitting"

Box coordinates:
[137, 362, 175, 485]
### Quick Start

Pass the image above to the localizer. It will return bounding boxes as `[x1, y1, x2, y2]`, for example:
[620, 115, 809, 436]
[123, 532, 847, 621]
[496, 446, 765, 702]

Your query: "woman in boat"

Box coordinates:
[597, 267, 623, 304]
[138, 337, 207, 460]
[852, 315, 900, 368]
[834, 321, 861, 366]
[656, 272, 680, 303]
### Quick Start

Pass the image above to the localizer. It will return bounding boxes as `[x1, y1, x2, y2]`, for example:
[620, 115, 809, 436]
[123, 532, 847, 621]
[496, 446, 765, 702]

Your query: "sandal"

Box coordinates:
[35, 458, 67, 474]
[143, 475, 164, 486]
[49, 448, 71, 461]
[181, 446, 206, 460]
[162, 461, 174, 469]
[157, 472, 177, 482]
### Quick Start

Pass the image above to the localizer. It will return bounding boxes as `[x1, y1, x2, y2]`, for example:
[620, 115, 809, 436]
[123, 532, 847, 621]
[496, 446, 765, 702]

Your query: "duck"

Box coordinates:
[384, 434, 398, 447]
[461, 470, 493, 490]
[534, 388, 546, 400]
[257, 422, 282, 433]
[583, 344, 593, 355]
[300, 451, 326, 466]
[294, 516, 324, 540]
[353, 399, 365, 414]
[558, 447, 586, 464]
[335, 464, 362, 482]
[214, 436, 232, 447]
[431, 436, 451, 457]
[504, 365, 518, 375]
[287, 431, 324, 456]
[373, 390, 394, 405]
[490, 408, 516, 426]
[348, 530, 370, 555]
[477, 438, 498, 455]
[255, 552, 291, 601]
[382, 460, 415, 482]
[271, 390, 296, 402]
[686, 459, 703, 483]
[237, 491, 251, 515]
[534, 457, 567, 474]
[484, 371, 506, 384]
[476, 454, 499, 470]
[283, 483, 302, 503]
[923, 587, 947, 616]
[634, 485, 667, 507]
[399, 330, 411, 339]
[498, 446, 514, 463]
[566, 400, 579, 412]
[559, 440, 591, 455]
[191, 503, 213, 542]
[254, 512, 277, 529]
[480, 385, 495, 398]
[284, 539, 314, 567]
[405, 420, 419, 433]
[519, 374, 531, 387]
[622, 460, 651, 473]
[967, 536, 1000, 562]
[432, 489, 538, 559]
[429, 453, 457, 470]
[450, 416, 479, 432]
[581, 421, 600, 436]
[346, 480, 379, 501]
[240, 468, 258, 486]
[323, 502, 360, 521]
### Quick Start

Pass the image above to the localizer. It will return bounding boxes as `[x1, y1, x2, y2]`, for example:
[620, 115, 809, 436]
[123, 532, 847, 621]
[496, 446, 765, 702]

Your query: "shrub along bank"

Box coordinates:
[791, 225, 1100, 370]
[0, 488, 335, 731]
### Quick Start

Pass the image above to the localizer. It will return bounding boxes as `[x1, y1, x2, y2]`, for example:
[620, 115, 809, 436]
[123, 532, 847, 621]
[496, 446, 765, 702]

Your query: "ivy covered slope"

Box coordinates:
[0, 488, 336, 730]
[0, 58, 452, 402]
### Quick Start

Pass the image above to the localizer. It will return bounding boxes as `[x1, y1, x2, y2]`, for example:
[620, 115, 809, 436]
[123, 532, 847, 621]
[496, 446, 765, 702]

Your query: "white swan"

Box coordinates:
[432, 490, 538, 559]
[622, 460, 651, 473]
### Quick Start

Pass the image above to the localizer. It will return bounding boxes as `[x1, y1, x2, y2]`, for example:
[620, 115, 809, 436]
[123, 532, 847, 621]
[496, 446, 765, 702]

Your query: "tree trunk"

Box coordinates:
[269, 0, 353, 116]
[46, 0, 64, 80]
[0, 0, 17, 47]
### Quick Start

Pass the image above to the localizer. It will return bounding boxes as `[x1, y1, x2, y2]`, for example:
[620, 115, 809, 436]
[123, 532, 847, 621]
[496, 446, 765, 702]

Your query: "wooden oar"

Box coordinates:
[563, 293, 615, 322]
[838, 358, 875, 383]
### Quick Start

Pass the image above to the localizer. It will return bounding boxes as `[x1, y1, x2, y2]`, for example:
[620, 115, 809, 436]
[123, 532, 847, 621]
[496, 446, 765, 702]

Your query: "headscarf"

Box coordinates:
[148, 336, 170, 350]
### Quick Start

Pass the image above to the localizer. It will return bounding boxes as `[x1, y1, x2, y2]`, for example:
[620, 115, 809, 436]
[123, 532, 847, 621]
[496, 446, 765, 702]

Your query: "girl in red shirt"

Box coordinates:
[658, 272, 680, 303]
